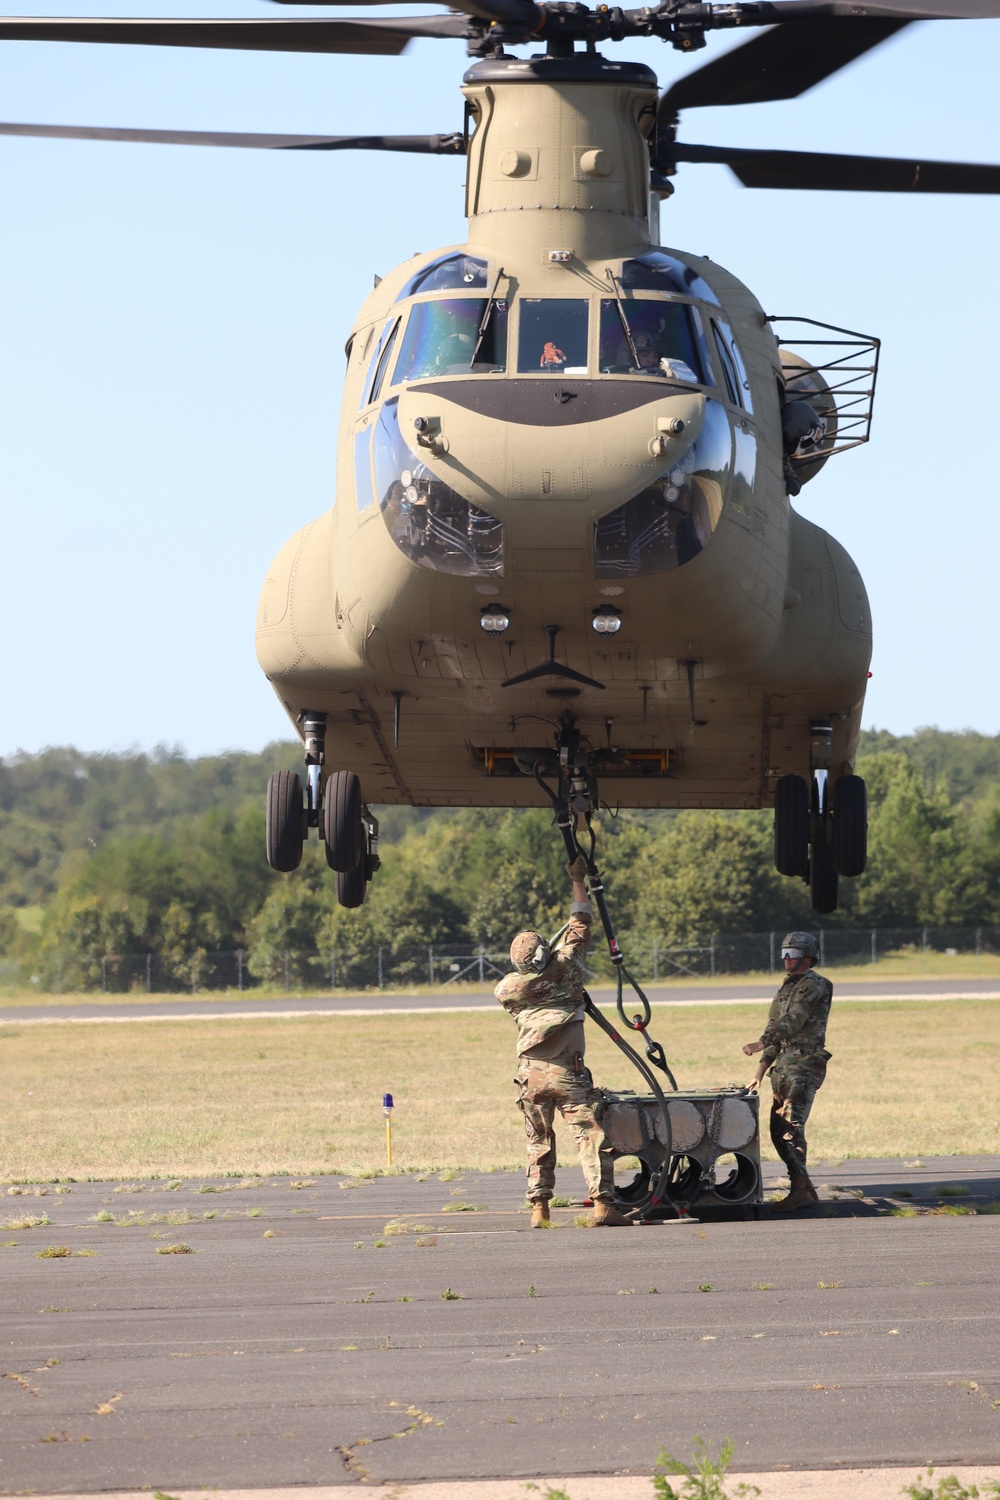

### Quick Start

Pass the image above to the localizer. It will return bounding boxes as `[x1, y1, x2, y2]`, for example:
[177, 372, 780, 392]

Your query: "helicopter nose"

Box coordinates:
[396, 379, 705, 517]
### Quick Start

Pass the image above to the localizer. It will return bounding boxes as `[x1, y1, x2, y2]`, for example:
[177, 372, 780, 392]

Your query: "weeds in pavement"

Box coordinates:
[653, 1437, 761, 1499]
[3, 1214, 51, 1230]
[901, 1470, 1000, 1498]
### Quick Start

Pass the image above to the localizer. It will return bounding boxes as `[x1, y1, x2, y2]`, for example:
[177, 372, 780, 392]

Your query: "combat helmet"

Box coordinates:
[510, 931, 551, 975]
[781, 931, 819, 959]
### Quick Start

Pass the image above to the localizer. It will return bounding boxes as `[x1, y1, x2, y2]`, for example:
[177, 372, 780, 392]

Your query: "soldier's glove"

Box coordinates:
[566, 854, 589, 881]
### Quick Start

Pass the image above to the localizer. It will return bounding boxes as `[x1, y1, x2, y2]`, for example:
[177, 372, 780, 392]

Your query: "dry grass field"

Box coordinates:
[1, 1000, 997, 1182]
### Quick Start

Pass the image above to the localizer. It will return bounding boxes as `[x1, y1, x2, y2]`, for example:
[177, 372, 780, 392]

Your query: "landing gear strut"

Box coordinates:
[772, 718, 867, 913]
[264, 712, 380, 907]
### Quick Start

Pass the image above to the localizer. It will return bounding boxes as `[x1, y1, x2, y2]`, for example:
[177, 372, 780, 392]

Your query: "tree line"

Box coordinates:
[1, 730, 998, 989]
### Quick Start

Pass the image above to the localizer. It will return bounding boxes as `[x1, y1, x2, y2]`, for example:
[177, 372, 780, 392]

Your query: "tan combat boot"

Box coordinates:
[530, 1199, 551, 1228]
[771, 1177, 819, 1212]
[592, 1201, 631, 1227]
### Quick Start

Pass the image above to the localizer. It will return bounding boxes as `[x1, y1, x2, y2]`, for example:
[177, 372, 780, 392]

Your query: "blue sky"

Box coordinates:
[2, 3, 999, 757]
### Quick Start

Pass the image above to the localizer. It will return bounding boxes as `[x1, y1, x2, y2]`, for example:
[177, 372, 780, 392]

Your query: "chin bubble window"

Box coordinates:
[517, 299, 589, 374]
[599, 299, 704, 382]
[372, 399, 504, 577]
[593, 400, 731, 576]
[393, 297, 507, 383]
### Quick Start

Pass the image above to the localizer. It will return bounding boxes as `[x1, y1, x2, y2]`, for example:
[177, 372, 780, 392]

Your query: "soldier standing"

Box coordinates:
[743, 930, 833, 1212]
[495, 854, 629, 1228]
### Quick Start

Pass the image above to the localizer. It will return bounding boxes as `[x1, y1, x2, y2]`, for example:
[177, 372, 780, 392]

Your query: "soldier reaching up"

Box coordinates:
[744, 931, 833, 1211]
[495, 855, 629, 1228]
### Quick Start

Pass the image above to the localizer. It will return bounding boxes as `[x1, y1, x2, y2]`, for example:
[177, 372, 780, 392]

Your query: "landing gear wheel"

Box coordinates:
[774, 774, 809, 877]
[324, 770, 363, 872]
[336, 860, 368, 910]
[809, 834, 839, 914]
[265, 771, 304, 873]
[832, 774, 867, 877]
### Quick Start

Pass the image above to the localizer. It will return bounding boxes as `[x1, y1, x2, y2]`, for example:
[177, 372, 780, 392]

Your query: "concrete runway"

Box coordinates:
[3, 1157, 998, 1494]
[3, 975, 998, 1024]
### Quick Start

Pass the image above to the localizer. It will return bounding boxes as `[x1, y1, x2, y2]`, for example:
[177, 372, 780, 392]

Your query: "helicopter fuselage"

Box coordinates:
[255, 54, 871, 810]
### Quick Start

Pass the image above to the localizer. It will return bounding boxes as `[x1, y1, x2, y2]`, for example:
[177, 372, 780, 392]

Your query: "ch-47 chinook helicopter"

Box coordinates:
[6, 3, 1000, 917]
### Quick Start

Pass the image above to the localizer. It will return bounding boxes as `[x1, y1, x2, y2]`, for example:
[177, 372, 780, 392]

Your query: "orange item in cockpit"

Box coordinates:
[540, 341, 566, 366]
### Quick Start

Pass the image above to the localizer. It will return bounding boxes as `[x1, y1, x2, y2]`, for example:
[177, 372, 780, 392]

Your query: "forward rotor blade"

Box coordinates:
[672, 140, 1000, 191]
[754, 0, 1000, 17]
[0, 15, 467, 56]
[0, 121, 466, 152]
[268, 0, 540, 25]
[659, 18, 908, 114]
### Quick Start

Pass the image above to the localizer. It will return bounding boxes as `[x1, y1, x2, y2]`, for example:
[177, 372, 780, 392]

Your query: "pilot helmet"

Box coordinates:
[781, 930, 819, 960]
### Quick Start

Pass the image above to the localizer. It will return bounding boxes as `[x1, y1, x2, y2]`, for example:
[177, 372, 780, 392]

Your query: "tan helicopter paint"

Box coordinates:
[256, 60, 870, 810]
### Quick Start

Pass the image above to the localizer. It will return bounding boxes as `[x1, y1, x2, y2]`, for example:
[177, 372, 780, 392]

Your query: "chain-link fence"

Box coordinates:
[9, 926, 1000, 995]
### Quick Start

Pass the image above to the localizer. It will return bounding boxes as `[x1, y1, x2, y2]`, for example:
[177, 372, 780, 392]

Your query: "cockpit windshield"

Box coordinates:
[517, 299, 589, 374]
[599, 300, 704, 383]
[620, 252, 722, 306]
[393, 297, 508, 383]
[395, 253, 488, 302]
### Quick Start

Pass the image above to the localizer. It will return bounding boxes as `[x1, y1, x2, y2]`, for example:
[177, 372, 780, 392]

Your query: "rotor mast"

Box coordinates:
[462, 54, 661, 261]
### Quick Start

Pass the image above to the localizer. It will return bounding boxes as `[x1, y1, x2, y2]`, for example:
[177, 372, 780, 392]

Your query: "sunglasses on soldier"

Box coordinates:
[781, 947, 805, 960]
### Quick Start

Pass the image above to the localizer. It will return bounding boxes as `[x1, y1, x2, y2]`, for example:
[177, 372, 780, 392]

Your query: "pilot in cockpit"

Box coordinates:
[432, 304, 481, 374]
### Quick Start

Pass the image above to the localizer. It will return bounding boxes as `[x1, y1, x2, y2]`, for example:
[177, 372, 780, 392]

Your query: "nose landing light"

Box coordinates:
[592, 607, 622, 635]
[480, 605, 511, 635]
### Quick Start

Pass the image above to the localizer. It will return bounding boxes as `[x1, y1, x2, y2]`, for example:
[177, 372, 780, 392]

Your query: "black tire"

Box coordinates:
[324, 770, 363, 873]
[810, 834, 839, 914]
[336, 860, 368, 909]
[774, 774, 809, 877]
[265, 770, 304, 873]
[832, 774, 868, 877]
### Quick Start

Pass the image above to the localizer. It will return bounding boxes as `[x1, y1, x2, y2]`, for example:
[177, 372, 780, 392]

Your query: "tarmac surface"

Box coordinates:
[3, 1157, 999, 1494]
[2, 975, 998, 1024]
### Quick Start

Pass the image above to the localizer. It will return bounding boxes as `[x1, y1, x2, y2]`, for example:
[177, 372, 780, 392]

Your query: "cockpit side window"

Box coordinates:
[516, 299, 589, 374]
[712, 320, 754, 413]
[367, 317, 401, 407]
[712, 322, 741, 407]
[599, 299, 704, 383]
[620, 252, 722, 306]
[395, 253, 488, 302]
[393, 297, 508, 384]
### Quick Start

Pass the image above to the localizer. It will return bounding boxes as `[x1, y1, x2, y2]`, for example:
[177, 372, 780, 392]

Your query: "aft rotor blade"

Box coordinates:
[0, 121, 466, 152]
[659, 18, 908, 114]
[0, 15, 467, 56]
[268, 0, 541, 25]
[673, 140, 1000, 191]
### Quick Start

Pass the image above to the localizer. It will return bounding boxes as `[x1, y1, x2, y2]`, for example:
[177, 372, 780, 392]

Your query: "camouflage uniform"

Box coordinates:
[760, 968, 833, 1182]
[495, 908, 616, 1204]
